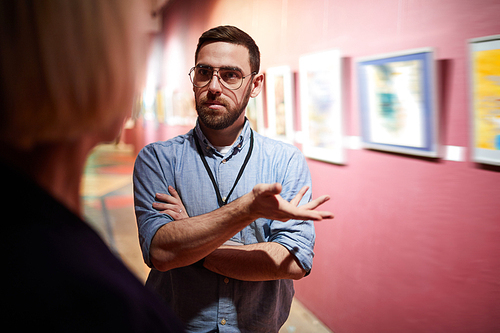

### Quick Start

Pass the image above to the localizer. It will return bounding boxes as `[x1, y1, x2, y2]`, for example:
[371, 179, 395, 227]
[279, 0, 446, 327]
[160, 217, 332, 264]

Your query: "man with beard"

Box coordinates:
[133, 26, 328, 333]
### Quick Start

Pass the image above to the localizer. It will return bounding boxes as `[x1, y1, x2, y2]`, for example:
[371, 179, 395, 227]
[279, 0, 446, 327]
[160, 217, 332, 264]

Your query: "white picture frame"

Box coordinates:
[265, 66, 295, 143]
[299, 49, 345, 164]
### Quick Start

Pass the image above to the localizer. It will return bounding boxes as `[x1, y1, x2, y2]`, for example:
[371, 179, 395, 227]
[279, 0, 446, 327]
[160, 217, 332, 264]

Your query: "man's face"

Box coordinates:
[193, 42, 258, 131]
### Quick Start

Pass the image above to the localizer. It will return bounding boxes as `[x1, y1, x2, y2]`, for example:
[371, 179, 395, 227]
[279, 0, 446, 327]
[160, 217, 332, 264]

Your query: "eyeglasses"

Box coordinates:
[189, 66, 257, 90]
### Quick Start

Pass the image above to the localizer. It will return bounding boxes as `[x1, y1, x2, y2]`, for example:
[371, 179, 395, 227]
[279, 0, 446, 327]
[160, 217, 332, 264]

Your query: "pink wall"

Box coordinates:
[138, 0, 500, 331]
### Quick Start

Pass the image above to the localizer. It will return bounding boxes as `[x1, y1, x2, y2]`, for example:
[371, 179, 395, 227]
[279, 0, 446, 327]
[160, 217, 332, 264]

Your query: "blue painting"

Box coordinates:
[358, 48, 438, 157]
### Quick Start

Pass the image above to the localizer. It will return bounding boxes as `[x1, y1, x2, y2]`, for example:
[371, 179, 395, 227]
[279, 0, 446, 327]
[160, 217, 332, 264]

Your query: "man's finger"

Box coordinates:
[287, 208, 334, 222]
[290, 186, 309, 206]
[156, 192, 178, 204]
[152, 202, 168, 210]
[319, 211, 335, 219]
[275, 209, 324, 222]
[155, 192, 168, 201]
[168, 186, 181, 200]
[253, 183, 282, 197]
[300, 195, 331, 210]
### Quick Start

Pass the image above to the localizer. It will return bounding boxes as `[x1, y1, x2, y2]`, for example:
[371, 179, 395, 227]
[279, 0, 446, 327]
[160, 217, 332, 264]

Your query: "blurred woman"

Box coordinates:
[0, 1, 183, 331]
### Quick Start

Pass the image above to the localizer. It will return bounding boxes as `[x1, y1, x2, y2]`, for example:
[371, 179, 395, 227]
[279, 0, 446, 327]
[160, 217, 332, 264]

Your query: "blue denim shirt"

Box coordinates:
[133, 120, 315, 332]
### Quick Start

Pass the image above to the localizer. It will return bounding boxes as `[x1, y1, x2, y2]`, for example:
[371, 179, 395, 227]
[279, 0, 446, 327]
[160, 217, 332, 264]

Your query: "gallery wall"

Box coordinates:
[130, 0, 500, 332]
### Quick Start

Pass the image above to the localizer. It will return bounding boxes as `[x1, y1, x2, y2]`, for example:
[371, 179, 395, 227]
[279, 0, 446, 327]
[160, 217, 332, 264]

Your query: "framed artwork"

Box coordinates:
[299, 49, 344, 164]
[469, 34, 500, 166]
[164, 89, 196, 126]
[246, 92, 265, 134]
[265, 66, 295, 143]
[357, 48, 439, 157]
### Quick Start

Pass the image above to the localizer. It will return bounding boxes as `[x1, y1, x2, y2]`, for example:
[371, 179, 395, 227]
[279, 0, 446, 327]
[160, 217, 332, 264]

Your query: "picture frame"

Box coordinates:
[357, 48, 439, 157]
[299, 49, 345, 164]
[246, 92, 265, 134]
[468, 34, 500, 166]
[164, 89, 196, 126]
[265, 66, 295, 143]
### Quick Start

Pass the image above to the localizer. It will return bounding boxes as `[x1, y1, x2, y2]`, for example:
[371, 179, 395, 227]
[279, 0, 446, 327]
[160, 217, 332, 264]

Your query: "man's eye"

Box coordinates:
[222, 71, 241, 81]
[197, 68, 211, 77]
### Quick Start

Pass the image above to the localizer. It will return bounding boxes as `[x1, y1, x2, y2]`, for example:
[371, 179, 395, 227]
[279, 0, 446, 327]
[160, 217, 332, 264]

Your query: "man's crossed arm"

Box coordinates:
[149, 183, 333, 276]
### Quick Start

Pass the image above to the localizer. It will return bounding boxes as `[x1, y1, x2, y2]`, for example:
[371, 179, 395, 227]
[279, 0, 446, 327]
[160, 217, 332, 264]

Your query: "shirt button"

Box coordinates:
[224, 277, 229, 284]
[222, 159, 227, 164]
[221, 318, 227, 325]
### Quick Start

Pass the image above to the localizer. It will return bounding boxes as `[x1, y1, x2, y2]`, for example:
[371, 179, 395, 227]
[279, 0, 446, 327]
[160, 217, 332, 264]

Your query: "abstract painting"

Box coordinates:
[299, 49, 344, 164]
[469, 35, 500, 165]
[357, 48, 438, 157]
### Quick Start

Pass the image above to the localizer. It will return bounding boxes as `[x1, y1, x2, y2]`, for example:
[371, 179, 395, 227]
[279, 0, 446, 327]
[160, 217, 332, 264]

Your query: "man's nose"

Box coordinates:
[208, 71, 223, 94]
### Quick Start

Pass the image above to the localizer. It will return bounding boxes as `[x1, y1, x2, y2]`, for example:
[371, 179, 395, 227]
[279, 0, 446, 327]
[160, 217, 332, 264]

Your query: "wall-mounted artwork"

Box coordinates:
[265, 66, 294, 143]
[163, 88, 196, 126]
[469, 35, 500, 166]
[357, 48, 438, 157]
[246, 92, 265, 134]
[299, 49, 344, 164]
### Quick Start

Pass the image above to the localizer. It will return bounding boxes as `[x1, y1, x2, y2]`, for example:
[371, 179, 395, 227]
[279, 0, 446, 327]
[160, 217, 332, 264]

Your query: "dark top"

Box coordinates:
[1, 161, 184, 332]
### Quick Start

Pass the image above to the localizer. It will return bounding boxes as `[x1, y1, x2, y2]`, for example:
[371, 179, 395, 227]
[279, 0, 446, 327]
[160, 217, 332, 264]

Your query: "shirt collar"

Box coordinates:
[194, 118, 252, 155]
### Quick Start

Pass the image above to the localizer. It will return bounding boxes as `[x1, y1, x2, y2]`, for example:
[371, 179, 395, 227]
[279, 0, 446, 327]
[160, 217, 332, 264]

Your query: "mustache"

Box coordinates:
[198, 95, 230, 108]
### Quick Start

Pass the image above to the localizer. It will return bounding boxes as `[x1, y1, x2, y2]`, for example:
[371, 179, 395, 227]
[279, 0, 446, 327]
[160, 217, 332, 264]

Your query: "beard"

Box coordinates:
[195, 86, 252, 130]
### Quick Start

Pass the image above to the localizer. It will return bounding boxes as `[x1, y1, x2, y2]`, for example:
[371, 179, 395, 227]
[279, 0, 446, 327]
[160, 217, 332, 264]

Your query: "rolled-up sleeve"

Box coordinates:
[268, 149, 316, 272]
[133, 144, 173, 268]
[270, 220, 316, 272]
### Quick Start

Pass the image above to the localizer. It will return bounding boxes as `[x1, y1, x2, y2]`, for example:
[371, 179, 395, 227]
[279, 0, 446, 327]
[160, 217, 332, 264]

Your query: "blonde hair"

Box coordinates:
[0, 0, 150, 149]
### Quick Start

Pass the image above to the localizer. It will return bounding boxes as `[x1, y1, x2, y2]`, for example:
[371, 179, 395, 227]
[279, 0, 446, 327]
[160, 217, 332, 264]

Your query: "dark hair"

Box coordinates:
[195, 25, 260, 73]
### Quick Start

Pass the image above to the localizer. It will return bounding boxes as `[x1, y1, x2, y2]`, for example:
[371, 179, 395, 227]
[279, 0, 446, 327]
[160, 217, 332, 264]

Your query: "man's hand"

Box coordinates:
[152, 186, 189, 220]
[247, 183, 333, 222]
[153, 183, 333, 223]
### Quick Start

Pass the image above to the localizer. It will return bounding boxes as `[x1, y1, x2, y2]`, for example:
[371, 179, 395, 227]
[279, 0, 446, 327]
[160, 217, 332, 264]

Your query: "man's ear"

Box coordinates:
[250, 73, 264, 98]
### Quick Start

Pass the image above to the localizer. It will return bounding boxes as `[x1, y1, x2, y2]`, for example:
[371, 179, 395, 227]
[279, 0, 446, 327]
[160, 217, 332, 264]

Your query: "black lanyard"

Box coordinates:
[193, 129, 254, 207]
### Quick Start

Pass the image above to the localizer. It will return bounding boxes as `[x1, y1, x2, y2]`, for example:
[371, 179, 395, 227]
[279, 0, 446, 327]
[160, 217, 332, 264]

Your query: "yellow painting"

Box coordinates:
[473, 49, 500, 150]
